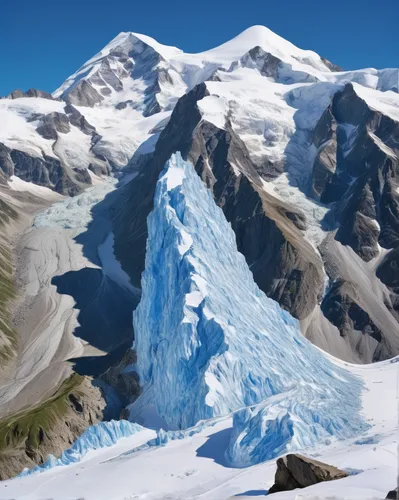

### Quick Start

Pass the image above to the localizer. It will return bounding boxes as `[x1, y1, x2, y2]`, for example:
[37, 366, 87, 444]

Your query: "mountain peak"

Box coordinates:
[197, 24, 329, 71]
[96, 31, 183, 61]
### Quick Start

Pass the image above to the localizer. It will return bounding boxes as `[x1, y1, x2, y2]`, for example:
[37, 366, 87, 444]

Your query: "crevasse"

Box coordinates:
[132, 152, 368, 466]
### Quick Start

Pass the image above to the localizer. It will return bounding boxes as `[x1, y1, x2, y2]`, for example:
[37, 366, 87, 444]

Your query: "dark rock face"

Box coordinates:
[64, 80, 104, 107]
[64, 104, 96, 135]
[100, 349, 140, 406]
[236, 46, 321, 85]
[321, 57, 343, 72]
[377, 248, 399, 294]
[6, 88, 54, 100]
[269, 454, 348, 494]
[113, 83, 324, 320]
[0, 143, 91, 196]
[36, 112, 71, 140]
[310, 106, 337, 200]
[311, 83, 399, 262]
[60, 34, 173, 116]
[115, 101, 129, 110]
[113, 83, 209, 288]
[0, 144, 14, 177]
[376, 249, 399, 335]
[386, 487, 398, 499]
[7, 89, 24, 99]
[0, 103, 107, 193]
[321, 279, 382, 344]
[91, 58, 124, 92]
[235, 46, 281, 78]
[131, 46, 166, 117]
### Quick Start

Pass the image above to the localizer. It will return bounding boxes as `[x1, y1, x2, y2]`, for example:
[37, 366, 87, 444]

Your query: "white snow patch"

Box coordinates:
[352, 83, 399, 122]
[160, 156, 186, 189]
[8, 176, 62, 200]
[177, 229, 193, 255]
[98, 233, 139, 294]
[197, 95, 228, 129]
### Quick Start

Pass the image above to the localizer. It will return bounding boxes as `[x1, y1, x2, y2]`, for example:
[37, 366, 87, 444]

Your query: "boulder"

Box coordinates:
[386, 488, 398, 499]
[269, 454, 348, 494]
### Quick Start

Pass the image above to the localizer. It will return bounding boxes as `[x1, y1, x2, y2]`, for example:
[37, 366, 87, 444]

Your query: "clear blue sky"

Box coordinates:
[1, 0, 398, 96]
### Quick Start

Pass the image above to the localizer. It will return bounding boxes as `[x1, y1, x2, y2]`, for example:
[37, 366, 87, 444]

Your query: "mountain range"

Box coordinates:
[0, 25, 397, 498]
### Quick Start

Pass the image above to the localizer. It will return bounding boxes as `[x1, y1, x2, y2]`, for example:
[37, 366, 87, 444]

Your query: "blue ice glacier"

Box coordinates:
[20, 420, 144, 476]
[132, 153, 369, 466]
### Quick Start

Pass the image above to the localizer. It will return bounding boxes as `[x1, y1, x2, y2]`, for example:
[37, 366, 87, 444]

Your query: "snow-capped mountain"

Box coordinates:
[0, 24, 398, 497]
[108, 26, 399, 363]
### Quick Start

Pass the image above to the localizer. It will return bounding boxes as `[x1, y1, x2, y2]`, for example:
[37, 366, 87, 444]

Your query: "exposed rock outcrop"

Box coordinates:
[377, 248, 399, 293]
[64, 104, 96, 135]
[310, 105, 338, 200]
[0, 375, 105, 480]
[0, 143, 92, 196]
[6, 88, 54, 100]
[64, 80, 104, 107]
[386, 487, 398, 499]
[36, 112, 71, 140]
[321, 279, 382, 344]
[58, 33, 177, 116]
[321, 57, 343, 72]
[269, 454, 348, 494]
[235, 45, 322, 84]
[100, 349, 140, 407]
[312, 83, 399, 262]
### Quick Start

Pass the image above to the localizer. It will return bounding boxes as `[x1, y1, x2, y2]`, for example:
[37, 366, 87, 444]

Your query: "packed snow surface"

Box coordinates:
[8, 175, 63, 200]
[131, 154, 368, 466]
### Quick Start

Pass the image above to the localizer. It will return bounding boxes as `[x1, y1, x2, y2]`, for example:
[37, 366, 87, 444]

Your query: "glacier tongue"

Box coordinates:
[132, 153, 368, 464]
[20, 420, 144, 476]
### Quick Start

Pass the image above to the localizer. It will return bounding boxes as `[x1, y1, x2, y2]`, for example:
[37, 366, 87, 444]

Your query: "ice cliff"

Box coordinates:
[20, 420, 144, 476]
[131, 153, 368, 465]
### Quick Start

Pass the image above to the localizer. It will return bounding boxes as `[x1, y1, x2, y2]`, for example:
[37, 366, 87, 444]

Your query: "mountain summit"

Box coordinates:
[53, 25, 337, 111]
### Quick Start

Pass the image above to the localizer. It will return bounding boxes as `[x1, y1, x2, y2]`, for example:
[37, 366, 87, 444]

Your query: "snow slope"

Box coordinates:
[3, 349, 397, 499]
[0, 97, 65, 158]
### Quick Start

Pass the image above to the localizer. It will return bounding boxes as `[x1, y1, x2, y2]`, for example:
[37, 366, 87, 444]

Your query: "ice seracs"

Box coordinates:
[21, 420, 145, 476]
[131, 153, 368, 465]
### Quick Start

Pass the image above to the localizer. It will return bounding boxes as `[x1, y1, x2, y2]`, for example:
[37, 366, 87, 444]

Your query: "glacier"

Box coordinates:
[132, 153, 369, 465]
[20, 420, 144, 476]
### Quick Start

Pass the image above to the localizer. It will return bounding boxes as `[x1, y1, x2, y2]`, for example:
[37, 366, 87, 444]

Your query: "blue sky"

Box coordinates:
[1, 0, 398, 96]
